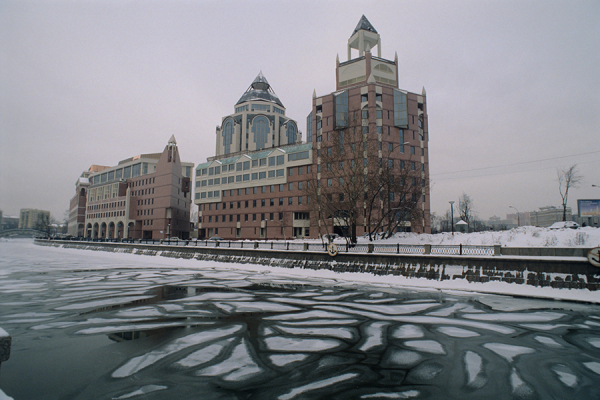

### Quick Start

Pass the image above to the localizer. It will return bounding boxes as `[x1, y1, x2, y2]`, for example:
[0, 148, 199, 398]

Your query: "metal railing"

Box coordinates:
[38, 237, 498, 256]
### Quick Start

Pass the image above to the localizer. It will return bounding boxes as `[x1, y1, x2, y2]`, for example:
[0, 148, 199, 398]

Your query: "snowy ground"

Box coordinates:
[1, 240, 600, 399]
[328, 226, 600, 248]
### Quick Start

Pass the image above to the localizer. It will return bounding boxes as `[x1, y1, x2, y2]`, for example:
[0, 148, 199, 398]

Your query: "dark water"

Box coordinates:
[1, 240, 600, 399]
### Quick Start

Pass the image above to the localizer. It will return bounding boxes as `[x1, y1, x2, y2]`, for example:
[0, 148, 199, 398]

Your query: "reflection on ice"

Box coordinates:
[382, 348, 423, 368]
[586, 337, 600, 348]
[112, 324, 244, 377]
[583, 361, 600, 375]
[463, 311, 565, 322]
[175, 338, 234, 368]
[356, 321, 389, 352]
[510, 368, 534, 397]
[275, 325, 357, 341]
[197, 338, 263, 382]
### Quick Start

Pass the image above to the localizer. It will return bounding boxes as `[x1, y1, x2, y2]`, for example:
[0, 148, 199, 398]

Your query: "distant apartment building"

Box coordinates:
[529, 206, 572, 227]
[194, 15, 431, 239]
[68, 136, 194, 239]
[19, 208, 50, 230]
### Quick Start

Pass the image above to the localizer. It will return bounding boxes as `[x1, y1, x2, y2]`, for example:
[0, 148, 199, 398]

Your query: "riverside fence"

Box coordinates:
[34, 238, 600, 292]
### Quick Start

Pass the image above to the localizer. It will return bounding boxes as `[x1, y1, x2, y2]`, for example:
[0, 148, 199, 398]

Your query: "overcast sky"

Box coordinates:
[1, 0, 599, 222]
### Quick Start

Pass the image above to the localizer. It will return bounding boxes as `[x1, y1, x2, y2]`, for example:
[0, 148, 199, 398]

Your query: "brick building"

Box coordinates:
[68, 136, 194, 239]
[194, 15, 431, 239]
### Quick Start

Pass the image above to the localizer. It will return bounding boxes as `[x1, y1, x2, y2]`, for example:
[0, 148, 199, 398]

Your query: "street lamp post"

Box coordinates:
[509, 206, 520, 226]
[449, 201, 455, 235]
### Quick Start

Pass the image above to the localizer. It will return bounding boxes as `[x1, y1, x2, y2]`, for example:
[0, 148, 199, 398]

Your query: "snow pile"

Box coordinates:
[361, 226, 600, 248]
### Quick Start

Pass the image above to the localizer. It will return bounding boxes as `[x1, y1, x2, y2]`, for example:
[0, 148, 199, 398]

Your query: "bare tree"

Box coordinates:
[304, 116, 426, 243]
[458, 192, 474, 231]
[557, 164, 583, 221]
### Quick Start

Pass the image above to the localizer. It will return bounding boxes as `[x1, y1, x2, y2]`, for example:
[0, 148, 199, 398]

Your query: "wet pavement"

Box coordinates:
[1, 240, 600, 399]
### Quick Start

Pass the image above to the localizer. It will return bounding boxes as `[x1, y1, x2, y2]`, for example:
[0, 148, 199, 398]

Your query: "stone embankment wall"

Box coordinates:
[35, 240, 600, 291]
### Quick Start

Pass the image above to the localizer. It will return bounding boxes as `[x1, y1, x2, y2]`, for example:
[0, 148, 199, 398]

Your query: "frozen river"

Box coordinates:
[1, 240, 600, 399]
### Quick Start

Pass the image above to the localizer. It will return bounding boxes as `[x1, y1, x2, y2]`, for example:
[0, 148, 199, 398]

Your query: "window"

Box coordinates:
[361, 94, 368, 102]
[270, 199, 274, 207]
[279, 198, 284, 206]
[261, 199, 266, 207]
[288, 197, 293, 205]
[362, 109, 368, 119]
[411, 146, 415, 155]
[289, 182, 293, 191]
[298, 197, 303, 205]
[253, 116, 270, 150]
[243, 161, 250, 170]
[288, 167, 293, 176]
[389, 142, 394, 152]
[268, 157, 276, 166]
[327, 178, 332, 187]
[236, 163, 242, 171]
[276, 155, 284, 165]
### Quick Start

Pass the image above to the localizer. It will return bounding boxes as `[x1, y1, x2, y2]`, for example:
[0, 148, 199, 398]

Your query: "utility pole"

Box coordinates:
[449, 201, 455, 235]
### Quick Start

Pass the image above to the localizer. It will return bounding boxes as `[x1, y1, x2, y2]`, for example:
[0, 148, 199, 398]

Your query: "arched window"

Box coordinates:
[286, 122, 297, 144]
[252, 116, 270, 150]
[222, 119, 234, 155]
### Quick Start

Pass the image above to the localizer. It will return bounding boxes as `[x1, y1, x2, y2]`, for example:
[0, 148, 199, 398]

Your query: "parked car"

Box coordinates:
[549, 221, 580, 230]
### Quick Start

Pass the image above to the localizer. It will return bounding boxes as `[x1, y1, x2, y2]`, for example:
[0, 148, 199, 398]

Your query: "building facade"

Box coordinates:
[308, 15, 431, 235]
[194, 16, 431, 239]
[529, 206, 573, 227]
[19, 209, 50, 230]
[68, 136, 194, 239]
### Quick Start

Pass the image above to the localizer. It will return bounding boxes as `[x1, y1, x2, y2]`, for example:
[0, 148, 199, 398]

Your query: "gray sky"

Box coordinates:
[1, 0, 599, 222]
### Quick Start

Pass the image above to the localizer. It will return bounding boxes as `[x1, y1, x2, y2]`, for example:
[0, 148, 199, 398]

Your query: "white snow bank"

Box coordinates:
[327, 226, 600, 248]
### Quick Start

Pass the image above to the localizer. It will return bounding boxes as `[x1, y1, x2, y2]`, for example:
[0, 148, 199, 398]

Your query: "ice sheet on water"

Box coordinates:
[216, 301, 301, 313]
[55, 295, 157, 311]
[463, 311, 565, 322]
[464, 351, 485, 388]
[113, 385, 168, 399]
[403, 340, 445, 355]
[586, 337, 600, 348]
[408, 362, 443, 380]
[356, 321, 389, 352]
[196, 338, 263, 382]
[390, 324, 424, 339]
[510, 368, 535, 397]
[177, 292, 255, 302]
[551, 364, 578, 388]
[159, 304, 184, 312]
[112, 324, 244, 378]
[534, 335, 562, 347]
[583, 361, 600, 375]
[426, 303, 467, 317]
[76, 321, 213, 335]
[360, 390, 420, 399]
[175, 338, 234, 368]
[483, 343, 535, 363]
[268, 353, 310, 367]
[335, 302, 440, 315]
[268, 297, 318, 306]
[0, 388, 14, 400]
[278, 319, 361, 326]
[264, 310, 354, 321]
[116, 306, 164, 318]
[354, 298, 396, 304]
[585, 320, 600, 327]
[381, 348, 423, 368]
[519, 323, 570, 331]
[312, 292, 362, 301]
[274, 325, 357, 341]
[437, 326, 479, 338]
[277, 372, 360, 400]
[263, 336, 343, 352]
[316, 305, 516, 334]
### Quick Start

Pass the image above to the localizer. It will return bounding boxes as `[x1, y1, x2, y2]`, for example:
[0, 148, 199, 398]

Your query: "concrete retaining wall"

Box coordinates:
[35, 239, 600, 291]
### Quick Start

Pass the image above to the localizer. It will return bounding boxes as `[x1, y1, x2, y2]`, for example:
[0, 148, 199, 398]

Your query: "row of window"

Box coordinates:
[137, 209, 154, 216]
[133, 187, 155, 197]
[201, 211, 308, 224]
[138, 198, 155, 206]
[201, 150, 310, 177]
[201, 196, 310, 212]
[87, 210, 126, 219]
[91, 163, 148, 185]
[87, 200, 126, 211]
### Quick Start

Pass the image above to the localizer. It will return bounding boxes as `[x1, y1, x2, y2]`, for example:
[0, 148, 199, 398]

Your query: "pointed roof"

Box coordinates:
[236, 71, 284, 107]
[168, 134, 177, 145]
[352, 15, 377, 35]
